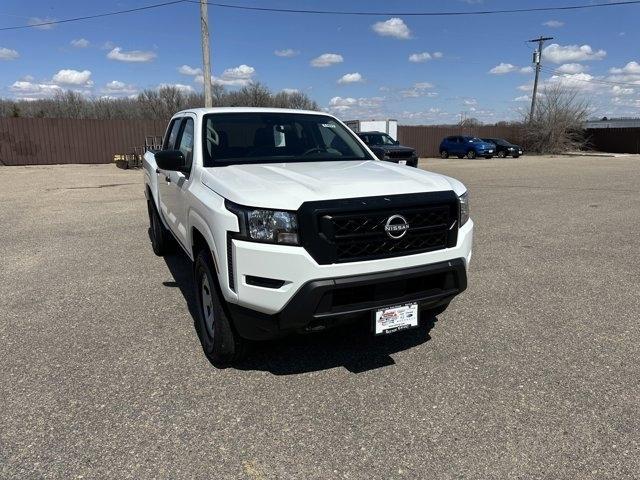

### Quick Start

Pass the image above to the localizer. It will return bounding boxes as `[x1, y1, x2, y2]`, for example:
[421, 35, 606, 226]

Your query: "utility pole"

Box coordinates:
[200, 0, 213, 108]
[528, 36, 553, 121]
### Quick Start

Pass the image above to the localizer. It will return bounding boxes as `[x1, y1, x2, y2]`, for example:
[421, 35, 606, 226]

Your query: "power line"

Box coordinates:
[2, 0, 639, 31]
[0, 0, 187, 31]
[189, 0, 640, 16]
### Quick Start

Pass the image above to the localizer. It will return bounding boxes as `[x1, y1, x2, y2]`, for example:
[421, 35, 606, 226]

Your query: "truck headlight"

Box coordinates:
[459, 192, 470, 226]
[226, 201, 299, 245]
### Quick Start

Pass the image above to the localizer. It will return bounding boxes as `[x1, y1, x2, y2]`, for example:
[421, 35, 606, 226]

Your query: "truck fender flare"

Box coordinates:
[188, 209, 220, 271]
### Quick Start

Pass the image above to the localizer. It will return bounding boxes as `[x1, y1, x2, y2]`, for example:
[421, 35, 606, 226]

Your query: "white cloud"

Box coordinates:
[409, 52, 431, 63]
[178, 64, 202, 76]
[107, 47, 156, 63]
[556, 63, 586, 74]
[338, 72, 364, 84]
[400, 82, 437, 98]
[463, 98, 477, 106]
[520, 66, 534, 74]
[432, 52, 443, 59]
[281, 88, 299, 94]
[611, 85, 634, 96]
[547, 73, 597, 91]
[372, 18, 412, 39]
[0, 47, 19, 60]
[489, 63, 518, 74]
[28, 17, 56, 30]
[328, 96, 384, 114]
[52, 69, 93, 86]
[158, 83, 195, 94]
[195, 64, 256, 87]
[542, 43, 606, 64]
[70, 38, 90, 48]
[310, 53, 343, 67]
[274, 48, 299, 58]
[514, 95, 531, 102]
[609, 61, 640, 75]
[103, 80, 137, 96]
[10, 80, 62, 99]
[543, 20, 564, 28]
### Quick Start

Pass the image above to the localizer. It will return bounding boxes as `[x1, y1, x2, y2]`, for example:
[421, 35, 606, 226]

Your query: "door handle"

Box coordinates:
[164, 175, 171, 183]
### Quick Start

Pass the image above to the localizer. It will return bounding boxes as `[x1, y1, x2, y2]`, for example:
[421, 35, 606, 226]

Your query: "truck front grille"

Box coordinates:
[386, 150, 414, 159]
[298, 192, 459, 265]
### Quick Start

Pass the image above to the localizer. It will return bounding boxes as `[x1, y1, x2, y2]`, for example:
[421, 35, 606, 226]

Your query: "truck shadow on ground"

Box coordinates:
[163, 250, 436, 375]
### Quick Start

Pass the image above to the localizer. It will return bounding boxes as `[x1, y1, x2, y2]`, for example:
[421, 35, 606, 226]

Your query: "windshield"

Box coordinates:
[364, 133, 396, 146]
[468, 137, 484, 143]
[202, 113, 371, 166]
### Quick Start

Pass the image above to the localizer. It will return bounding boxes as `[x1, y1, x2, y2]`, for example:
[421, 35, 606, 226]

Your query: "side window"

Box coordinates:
[176, 118, 195, 168]
[163, 119, 182, 150]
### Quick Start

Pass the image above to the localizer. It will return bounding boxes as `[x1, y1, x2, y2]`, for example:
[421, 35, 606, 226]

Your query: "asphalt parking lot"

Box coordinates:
[1, 155, 639, 479]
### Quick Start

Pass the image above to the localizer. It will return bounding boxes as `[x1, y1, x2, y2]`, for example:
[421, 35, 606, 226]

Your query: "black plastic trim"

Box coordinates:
[228, 258, 467, 341]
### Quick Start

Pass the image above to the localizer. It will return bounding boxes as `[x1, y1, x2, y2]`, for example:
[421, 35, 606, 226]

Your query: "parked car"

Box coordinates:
[439, 136, 495, 159]
[357, 131, 419, 167]
[481, 138, 523, 158]
[144, 108, 473, 365]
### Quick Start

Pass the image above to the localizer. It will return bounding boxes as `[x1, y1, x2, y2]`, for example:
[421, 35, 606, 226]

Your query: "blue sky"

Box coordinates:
[1, 0, 639, 124]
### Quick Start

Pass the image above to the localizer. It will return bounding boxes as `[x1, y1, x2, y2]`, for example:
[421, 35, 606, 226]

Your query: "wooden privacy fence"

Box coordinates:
[586, 127, 640, 154]
[0, 118, 166, 166]
[1, 118, 640, 165]
[397, 125, 525, 158]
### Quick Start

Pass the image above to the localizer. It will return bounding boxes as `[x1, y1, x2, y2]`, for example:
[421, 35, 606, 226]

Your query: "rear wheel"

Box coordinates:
[466, 150, 477, 159]
[194, 249, 246, 366]
[440, 150, 449, 159]
[147, 200, 175, 256]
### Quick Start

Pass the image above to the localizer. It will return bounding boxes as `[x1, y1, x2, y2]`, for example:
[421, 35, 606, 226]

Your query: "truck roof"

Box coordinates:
[173, 107, 327, 117]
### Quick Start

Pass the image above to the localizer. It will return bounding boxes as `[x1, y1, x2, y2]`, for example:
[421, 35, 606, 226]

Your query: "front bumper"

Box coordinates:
[384, 156, 419, 167]
[228, 258, 467, 340]
[225, 219, 473, 332]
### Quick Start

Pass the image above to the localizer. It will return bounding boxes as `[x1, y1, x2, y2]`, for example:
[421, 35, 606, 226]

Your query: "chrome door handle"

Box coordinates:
[164, 175, 171, 183]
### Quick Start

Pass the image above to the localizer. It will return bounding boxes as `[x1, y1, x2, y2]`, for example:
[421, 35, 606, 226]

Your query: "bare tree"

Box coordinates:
[524, 84, 590, 153]
[0, 83, 318, 120]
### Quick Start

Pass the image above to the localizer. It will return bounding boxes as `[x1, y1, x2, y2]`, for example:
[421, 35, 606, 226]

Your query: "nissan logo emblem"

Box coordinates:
[384, 214, 409, 239]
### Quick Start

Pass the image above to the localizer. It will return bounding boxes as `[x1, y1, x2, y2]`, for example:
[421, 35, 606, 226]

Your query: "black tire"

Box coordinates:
[497, 151, 506, 158]
[513, 154, 520, 158]
[194, 249, 246, 366]
[148, 200, 175, 256]
[440, 150, 449, 159]
[466, 150, 477, 159]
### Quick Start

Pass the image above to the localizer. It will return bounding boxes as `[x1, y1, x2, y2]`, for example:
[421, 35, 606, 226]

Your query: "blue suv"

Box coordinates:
[439, 136, 495, 159]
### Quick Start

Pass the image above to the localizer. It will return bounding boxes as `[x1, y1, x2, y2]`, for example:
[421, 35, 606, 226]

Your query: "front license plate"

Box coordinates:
[399, 160, 407, 165]
[374, 303, 419, 335]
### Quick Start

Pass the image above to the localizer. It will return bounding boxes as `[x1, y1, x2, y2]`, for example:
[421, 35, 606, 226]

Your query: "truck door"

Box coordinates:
[157, 117, 183, 233]
[161, 116, 195, 248]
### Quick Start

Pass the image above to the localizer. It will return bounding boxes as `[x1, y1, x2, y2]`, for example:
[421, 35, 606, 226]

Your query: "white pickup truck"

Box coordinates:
[144, 108, 473, 365]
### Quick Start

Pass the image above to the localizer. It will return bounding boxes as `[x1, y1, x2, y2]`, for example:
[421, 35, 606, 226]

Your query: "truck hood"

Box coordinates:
[201, 160, 465, 210]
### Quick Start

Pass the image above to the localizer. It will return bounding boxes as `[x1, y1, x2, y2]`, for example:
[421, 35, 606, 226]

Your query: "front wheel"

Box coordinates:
[440, 150, 449, 159]
[497, 151, 506, 158]
[194, 250, 246, 366]
[466, 150, 477, 159]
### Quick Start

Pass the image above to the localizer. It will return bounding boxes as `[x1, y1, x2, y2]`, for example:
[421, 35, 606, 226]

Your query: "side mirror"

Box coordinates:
[155, 150, 187, 172]
[394, 140, 400, 145]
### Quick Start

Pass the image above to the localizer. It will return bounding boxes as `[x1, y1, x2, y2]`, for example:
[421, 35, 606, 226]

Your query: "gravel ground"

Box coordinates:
[1, 155, 639, 479]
